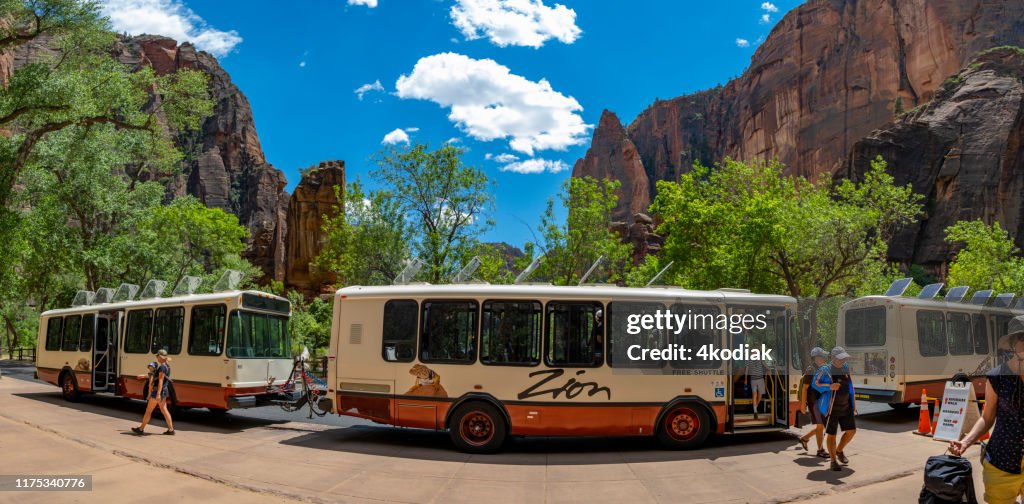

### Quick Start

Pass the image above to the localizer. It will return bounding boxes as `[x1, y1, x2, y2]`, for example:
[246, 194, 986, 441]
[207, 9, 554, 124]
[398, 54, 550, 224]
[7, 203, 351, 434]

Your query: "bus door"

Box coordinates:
[727, 305, 789, 430]
[92, 312, 119, 392]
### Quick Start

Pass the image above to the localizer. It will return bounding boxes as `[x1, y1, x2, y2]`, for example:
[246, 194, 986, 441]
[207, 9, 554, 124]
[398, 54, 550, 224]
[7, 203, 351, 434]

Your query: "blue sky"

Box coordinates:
[101, 0, 800, 248]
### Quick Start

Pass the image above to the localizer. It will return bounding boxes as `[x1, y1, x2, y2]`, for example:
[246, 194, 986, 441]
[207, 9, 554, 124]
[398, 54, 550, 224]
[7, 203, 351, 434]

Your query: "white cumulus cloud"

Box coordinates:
[382, 128, 410, 145]
[354, 79, 385, 100]
[498, 158, 568, 174]
[486, 152, 520, 163]
[450, 0, 581, 48]
[100, 0, 242, 57]
[736, 38, 750, 48]
[759, 13, 771, 24]
[761, 2, 778, 13]
[348, 0, 378, 7]
[395, 52, 590, 156]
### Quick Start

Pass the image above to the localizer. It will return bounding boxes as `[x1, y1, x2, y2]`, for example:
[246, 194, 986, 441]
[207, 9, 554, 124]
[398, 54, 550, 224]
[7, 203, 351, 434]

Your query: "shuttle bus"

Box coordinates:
[837, 282, 1022, 407]
[35, 284, 294, 412]
[323, 283, 802, 452]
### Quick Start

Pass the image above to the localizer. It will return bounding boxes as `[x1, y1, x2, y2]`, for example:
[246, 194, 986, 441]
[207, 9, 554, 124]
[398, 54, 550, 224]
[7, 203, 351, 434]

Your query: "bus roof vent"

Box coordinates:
[453, 256, 482, 283]
[578, 255, 605, 286]
[514, 256, 542, 284]
[112, 283, 139, 303]
[172, 276, 202, 297]
[945, 286, 969, 303]
[71, 290, 95, 307]
[213, 269, 244, 292]
[993, 293, 1016, 308]
[94, 287, 115, 304]
[394, 258, 424, 285]
[139, 280, 167, 300]
[918, 283, 944, 299]
[970, 289, 994, 306]
[884, 278, 913, 297]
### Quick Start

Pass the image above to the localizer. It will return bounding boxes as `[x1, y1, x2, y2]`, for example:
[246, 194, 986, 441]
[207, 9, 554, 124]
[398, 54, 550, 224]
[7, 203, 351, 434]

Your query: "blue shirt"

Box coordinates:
[985, 364, 1024, 474]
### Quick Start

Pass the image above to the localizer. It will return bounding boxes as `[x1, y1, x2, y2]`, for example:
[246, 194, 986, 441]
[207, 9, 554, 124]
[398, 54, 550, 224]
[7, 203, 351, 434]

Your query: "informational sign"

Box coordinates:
[933, 381, 980, 442]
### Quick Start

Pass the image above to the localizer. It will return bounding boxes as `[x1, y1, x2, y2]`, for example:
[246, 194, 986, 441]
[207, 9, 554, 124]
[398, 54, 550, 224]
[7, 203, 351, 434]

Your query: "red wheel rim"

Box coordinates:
[665, 407, 699, 441]
[459, 411, 495, 447]
[62, 375, 74, 396]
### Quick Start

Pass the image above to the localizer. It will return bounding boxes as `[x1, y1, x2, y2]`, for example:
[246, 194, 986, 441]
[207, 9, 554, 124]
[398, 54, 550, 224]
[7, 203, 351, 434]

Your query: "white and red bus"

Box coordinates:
[322, 284, 802, 452]
[36, 286, 294, 412]
[838, 284, 1022, 407]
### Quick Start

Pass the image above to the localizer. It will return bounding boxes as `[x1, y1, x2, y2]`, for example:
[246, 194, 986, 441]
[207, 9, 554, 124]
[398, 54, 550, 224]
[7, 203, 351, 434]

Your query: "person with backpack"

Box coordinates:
[132, 349, 175, 435]
[949, 319, 1024, 503]
[812, 346, 857, 471]
[798, 347, 829, 458]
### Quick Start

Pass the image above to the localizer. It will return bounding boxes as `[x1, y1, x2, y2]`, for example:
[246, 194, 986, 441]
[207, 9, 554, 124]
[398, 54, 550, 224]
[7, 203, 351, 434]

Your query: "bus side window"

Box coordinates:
[917, 310, 947, 357]
[125, 310, 154, 354]
[79, 314, 95, 352]
[382, 300, 417, 362]
[481, 300, 542, 366]
[44, 317, 63, 351]
[972, 314, 988, 355]
[947, 312, 972, 356]
[188, 304, 227, 356]
[420, 300, 478, 364]
[545, 301, 603, 368]
[670, 303, 722, 370]
[61, 315, 82, 352]
[152, 307, 185, 355]
[607, 301, 665, 369]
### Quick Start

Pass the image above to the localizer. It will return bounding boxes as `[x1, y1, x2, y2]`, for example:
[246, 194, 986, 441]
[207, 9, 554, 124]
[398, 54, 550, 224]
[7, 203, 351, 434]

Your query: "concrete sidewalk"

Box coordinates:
[0, 375, 974, 503]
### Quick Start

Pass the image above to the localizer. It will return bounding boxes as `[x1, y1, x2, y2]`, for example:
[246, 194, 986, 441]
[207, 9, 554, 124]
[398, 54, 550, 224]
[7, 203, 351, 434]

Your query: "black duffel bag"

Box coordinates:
[919, 454, 978, 504]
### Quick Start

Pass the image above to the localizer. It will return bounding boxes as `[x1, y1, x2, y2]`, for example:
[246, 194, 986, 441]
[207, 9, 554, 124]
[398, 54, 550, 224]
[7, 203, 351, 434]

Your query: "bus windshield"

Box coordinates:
[227, 310, 290, 358]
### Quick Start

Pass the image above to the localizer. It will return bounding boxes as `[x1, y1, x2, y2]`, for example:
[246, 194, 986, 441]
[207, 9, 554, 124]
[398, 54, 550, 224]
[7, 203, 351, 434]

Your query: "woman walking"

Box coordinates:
[798, 347, 829, 458]
[132, 349, 175, 435]
[950, 319, 1024, 503]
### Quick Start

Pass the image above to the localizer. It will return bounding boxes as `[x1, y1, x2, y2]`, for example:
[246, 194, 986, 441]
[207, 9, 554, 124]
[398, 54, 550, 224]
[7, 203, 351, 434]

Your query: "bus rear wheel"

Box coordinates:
[449, 402, 506, 454]
[658, 404, 710, 449]
[60, 372, 80, 402]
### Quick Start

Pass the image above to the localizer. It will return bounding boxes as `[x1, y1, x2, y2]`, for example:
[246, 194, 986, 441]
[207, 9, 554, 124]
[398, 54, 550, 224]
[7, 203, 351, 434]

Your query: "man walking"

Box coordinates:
[812, 346, 857, 471]
[798, 347, 829, 458]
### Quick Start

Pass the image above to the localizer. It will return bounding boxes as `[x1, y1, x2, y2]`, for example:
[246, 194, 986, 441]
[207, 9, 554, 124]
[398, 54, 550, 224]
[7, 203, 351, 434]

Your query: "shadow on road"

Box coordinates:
[13, 391, 288, 434]
[279, 423, 805, 464]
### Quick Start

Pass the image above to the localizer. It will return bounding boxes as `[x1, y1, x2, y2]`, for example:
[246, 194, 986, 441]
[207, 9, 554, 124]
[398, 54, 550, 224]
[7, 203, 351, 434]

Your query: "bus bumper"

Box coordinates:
[853, 388, 900, 403]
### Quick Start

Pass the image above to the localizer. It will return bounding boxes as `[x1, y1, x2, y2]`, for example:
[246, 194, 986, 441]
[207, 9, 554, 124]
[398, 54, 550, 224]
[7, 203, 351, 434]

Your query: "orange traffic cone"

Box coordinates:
[916, 388, 932, 435]
[930, 398, 940, 436]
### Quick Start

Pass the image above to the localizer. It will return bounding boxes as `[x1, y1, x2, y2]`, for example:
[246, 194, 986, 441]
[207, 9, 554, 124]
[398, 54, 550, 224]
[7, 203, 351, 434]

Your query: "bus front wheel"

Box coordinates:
[60, 372, 80, 402]
[658, 404, 710, 449]
[448, 402, 507, 454]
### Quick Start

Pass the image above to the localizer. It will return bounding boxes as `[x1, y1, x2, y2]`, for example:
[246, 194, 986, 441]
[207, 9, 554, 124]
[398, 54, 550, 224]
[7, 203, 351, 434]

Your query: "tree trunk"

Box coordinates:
[3, 315, 17, 359]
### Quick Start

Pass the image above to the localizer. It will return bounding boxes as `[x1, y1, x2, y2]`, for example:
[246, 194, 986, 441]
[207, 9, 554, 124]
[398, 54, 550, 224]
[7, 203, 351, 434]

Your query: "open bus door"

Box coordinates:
[92, 312, 120, 392]
[727, 305, 790, 432]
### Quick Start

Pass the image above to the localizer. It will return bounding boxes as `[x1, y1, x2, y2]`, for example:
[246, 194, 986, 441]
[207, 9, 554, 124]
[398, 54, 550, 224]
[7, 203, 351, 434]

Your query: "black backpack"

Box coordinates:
[919, 455, 977, 504]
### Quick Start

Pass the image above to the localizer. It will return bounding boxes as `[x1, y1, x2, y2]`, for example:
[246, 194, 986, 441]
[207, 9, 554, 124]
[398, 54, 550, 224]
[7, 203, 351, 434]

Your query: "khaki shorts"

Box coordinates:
[982, 459, 1024, 504]
[750, 378, 766, 394]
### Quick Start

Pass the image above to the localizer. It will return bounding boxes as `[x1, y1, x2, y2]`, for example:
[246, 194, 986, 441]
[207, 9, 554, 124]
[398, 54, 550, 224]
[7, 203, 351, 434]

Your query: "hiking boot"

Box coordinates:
[831, 459, 842, 471]
[837, 451, 848, 464]
[816, 449, 829, 459]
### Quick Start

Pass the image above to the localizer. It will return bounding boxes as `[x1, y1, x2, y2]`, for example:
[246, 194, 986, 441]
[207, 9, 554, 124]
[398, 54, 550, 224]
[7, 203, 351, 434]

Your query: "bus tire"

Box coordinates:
[657, 403, 710, 450]
[448, 402, 507, 454]
[60, 371, 80, 402]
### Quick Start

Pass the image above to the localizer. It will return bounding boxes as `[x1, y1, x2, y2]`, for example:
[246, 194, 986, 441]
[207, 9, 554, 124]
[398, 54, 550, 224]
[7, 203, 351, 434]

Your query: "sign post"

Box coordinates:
[932, 381, 980, 442]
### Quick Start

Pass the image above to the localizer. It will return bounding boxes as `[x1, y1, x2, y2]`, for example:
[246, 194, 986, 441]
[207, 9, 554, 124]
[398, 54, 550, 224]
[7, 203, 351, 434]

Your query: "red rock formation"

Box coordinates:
[286, 161, 345, 295]
[576, 0, 1024, 265]
[572, 110, 650, 222]
[112, 36, 291, 283]
[846, 47, 1024, 269]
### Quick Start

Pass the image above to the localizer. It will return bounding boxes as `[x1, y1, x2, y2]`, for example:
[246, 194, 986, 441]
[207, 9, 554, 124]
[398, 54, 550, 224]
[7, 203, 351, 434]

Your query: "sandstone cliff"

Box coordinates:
[286, 161, 344, 295]
[112, 35, 292, 283]
[575, 0, 1024, 266]
[846, 47, 1024, 270]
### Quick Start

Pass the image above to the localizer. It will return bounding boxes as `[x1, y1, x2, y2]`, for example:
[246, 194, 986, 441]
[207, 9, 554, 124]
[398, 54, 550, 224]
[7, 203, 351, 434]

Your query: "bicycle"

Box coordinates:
[268, 353, 329, 418]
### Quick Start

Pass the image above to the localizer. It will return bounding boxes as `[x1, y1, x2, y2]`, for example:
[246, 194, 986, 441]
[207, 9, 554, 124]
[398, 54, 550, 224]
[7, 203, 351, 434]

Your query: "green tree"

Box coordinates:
[945, 220, 1024, 294]
[316, 180, 411, 286]
[534, 176, 632, 285]
[371, 144, 493, 283]
[287, 291, 332, 356]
